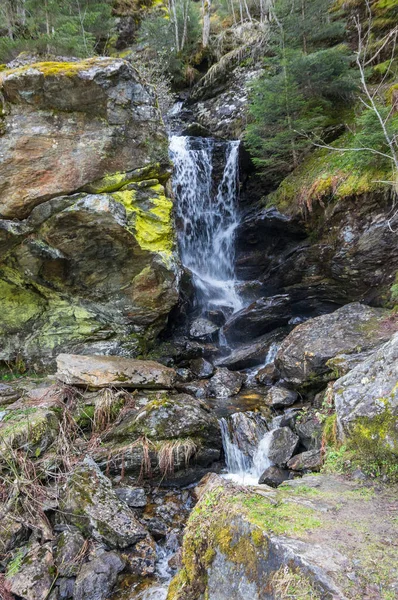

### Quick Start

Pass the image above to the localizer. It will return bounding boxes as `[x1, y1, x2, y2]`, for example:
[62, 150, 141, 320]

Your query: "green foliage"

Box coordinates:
[245, 0, 356, 182]
[0, 0, 114, 62]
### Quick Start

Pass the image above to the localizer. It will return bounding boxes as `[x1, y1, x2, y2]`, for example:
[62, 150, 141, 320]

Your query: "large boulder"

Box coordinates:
[275, 303, 394, 387]
[0, 58, 179, 365]
[223, 295, 291, 344]
[207, 368, 244, 398]
[6, 543, 55, 600]
[60, 457, 147, 548]
[266, 427, 300, 467]
[334, 332, 398, 463]
[216, 329, 286, 370]
[73, 551, 125, 600]
[167, 473, 398, 600]
[56, 354, 176, 389]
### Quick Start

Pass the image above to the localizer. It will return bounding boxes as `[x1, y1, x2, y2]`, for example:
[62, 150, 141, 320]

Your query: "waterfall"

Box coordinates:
[220, 412, 273, 485]
[169, 135, 242, 314]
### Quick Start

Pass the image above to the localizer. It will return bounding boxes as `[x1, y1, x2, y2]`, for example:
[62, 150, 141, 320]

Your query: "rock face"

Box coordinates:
[334, 332, 398, 458]
[56, 354, 176, 389]
[266, 427, 300, 467]
[0, 58, 179, 365]
[60, 457, 147, 548]
[167, 473, 398, 600]
[223, 295, 291, 344]
[275, 303, 394, 387]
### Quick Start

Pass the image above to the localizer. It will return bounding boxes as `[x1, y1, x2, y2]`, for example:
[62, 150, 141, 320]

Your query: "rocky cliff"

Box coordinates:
[0, 58, 179, 367]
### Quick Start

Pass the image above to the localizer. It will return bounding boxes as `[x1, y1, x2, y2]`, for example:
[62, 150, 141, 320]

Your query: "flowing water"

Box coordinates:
[169, 135, 242, 314]
[220, 411, 274, 485]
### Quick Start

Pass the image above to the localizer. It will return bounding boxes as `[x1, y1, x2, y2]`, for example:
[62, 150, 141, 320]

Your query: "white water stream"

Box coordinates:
[169, 135, 242, 314]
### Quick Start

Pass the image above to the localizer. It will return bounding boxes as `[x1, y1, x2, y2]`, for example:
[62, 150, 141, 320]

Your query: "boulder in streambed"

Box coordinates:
[275, 302, 395, 388]
[73, 551, 125, 600]
[258, 466, 293, 487]
[266, 427, 300, 467]
[190, 357, 215, 378]
[167, 473, 398, 600]
[334, 332, 398, 465]
[60, 456, 147, 548]
[207, 368, 244, 398]
[189, 317, 220, 342]
[216, 329, 286, 371]
[266, 385, 298, 408]
[223, 294, 291, 344]
[56, 354, 176, 389]
[287, 449, 322, 472]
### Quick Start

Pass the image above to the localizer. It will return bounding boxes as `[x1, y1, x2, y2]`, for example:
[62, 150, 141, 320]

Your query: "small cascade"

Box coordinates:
[220, 411, 273, 485]
[169, 135, 242, 314]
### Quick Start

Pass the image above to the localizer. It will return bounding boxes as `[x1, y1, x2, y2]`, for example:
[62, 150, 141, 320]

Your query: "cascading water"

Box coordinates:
[169, 135, 242, 314]
[220, 412, 274, 485]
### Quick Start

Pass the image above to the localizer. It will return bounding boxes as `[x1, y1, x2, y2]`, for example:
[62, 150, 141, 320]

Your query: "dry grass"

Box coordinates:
[157, 438, 197, 479]
[270, 565, 322, 599]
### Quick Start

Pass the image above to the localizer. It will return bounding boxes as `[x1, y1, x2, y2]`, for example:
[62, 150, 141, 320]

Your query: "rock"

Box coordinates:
[223, 295, 291, 344]
[334, 332, 398, 461]
[220, 412, 268, 462]
[216, 329, 286, 371]
[266, 386, 298, 408]
[74, 551, 125, 600]
[207, 368, 244, 398]
[175, 368, 193, 382]
[295, 417, 323, 450]
[0, 512, 29, 554]
[57, 577, 75, 600]
[275, 303, 393, 387]
[255, 362, 279, 386]
[189, 318, 220, 342]
[103, 393, 221, 448]
[6, 543, 55, 600]
[175, 380, 209, 398]
[124, 535, 156, 576]
[168, 473, 397, 600]
[258, 466, 293, 487]
[190, 358, 215, 378]
[266, 427, 300, 467]
[55, 530, 85, 577]
[56, 354, 176, 389]
[142, 517, 168, 540]
[0, 406, 59, 457]
[0, 58, 178, 364]
[60, 457, 147, 548]
[115, 487, 147, 508]
[287, 449, 322, 472]
[0, 382, 21, 405]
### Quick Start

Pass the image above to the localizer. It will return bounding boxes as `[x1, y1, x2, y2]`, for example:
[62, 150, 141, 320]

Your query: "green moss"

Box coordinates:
[0, 279, 44, 332]
[1, 59, 115, 80]
[112, 184, 174, 257]
[268, 131, 393, 214]
[84, 164, 169, 194]
[6, 547, 26, 577]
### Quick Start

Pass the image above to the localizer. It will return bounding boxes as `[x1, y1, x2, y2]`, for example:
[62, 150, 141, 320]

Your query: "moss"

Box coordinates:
[268, 131, 393, 214]
[6, 547, 26, 577]
[0, 58, 115, 81]
[112, 184, 174, 257]
[84, 164, 169, 194]
[0, 279, 44, 332]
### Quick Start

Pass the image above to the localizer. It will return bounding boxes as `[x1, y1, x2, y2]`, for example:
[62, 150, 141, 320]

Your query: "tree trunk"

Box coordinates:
[202, 0, 211, 48]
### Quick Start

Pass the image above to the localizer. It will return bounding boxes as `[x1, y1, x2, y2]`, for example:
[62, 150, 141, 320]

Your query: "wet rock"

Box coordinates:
[55, 530, 85, 577]
[255, 362, 279, 385]
[190, 358, 215, 379]
[56, 354, 176, 389]
[142, 517, 168, 540]
[223, 295, 291, 344]
[74, 551, 125, 600]
[207, 368, 244, 398]
[115, 487, 147, 509]
[189, 318, 220, 342]
[258, 466, 293, 487]
[295, 417, 323, 450]
[287, 449, 322, 472]
[221, 411, 268, 461]
[6, 543, 55, 600]
[279, 407, 301, 430]
[60, 457, 147, 548]
[334, 332, 398, 456]
[216, 329, 286, 371]
[267, 427, 300, 467]
[124, 535, 156, 576]
[266, 386, 298, 408]
[175, 368, 193, 383]
[175, 380, 209, 398]
[276, 303, 393, 387]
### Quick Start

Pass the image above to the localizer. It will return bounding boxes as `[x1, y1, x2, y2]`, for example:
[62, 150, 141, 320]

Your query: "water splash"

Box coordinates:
[220, 412, 274, 485]
[169, 135, 242, 313]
